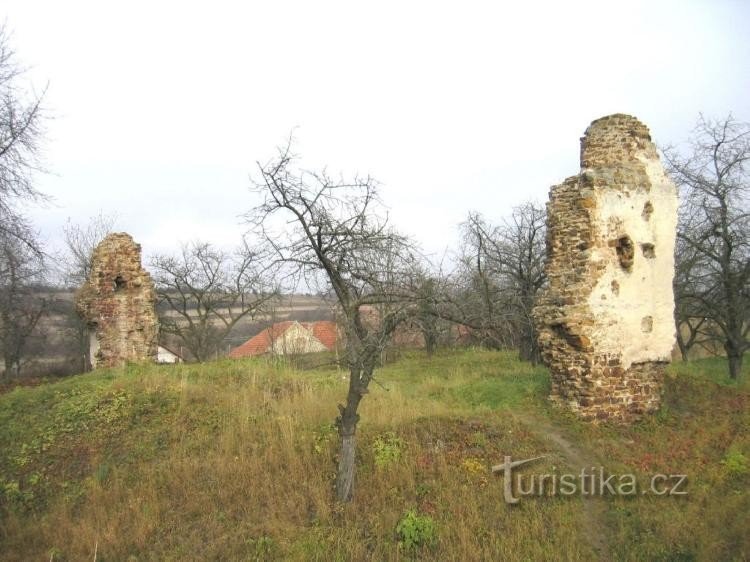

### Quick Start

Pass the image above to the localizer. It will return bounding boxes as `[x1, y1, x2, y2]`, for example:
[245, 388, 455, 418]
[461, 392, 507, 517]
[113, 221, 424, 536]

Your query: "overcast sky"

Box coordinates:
[4, 0, 749, 261]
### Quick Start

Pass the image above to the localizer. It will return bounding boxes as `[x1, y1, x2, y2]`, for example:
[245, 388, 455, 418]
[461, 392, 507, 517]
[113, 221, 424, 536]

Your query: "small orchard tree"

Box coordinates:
[0, 231, 48, 377]
[0, 24, 49, 378]
[453, 203, 547, 362]
[150, 240, 277, 362]
[664, 115, 750, 379]
[672, 230, 710, 360]
[413, 275, 443, 355]
[248, 143, 420, 502]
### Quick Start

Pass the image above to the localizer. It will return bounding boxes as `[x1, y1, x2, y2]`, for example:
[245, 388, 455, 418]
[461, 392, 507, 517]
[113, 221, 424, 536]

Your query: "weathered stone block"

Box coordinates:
[533, 114, 678, 423]
[76, 233, 158, 368]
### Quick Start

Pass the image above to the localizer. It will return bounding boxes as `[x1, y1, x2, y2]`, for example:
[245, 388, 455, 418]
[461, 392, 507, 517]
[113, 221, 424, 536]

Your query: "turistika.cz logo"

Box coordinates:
[492, 456, 688, 504]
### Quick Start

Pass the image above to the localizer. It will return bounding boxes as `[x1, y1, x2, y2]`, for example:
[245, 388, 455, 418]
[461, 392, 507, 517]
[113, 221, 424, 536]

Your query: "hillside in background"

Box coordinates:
[0, 351, 747, 561]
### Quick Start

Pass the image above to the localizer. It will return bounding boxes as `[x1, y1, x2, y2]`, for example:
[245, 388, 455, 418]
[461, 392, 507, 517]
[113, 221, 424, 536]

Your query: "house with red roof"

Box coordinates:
[229, 321, 338, 358]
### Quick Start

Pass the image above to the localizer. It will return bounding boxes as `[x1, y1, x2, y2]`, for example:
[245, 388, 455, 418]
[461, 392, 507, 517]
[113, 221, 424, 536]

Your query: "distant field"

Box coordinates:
[0, 350, 747, 560]
[16, 291, 333, 377]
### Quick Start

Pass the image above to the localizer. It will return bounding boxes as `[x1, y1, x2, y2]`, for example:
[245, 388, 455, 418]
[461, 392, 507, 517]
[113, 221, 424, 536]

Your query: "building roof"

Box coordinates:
[229, 320, 338, 358]
[310, 321, 337, 350]
[157, 344, 183, 359]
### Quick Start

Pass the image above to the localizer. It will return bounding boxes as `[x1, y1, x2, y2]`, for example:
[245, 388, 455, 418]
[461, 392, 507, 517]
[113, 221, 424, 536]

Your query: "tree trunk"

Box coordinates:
[518, 323, 541, 365]
[79, 324, 91, 372]
[676, 332, 689, 362]
[727, 349, 743, 380]
[335, 372, 364, 502]
[424, 331, 436, 356]
[518, 337, 532, 362]
[674, 315, 689, 361]
[335, 431, 357, 502]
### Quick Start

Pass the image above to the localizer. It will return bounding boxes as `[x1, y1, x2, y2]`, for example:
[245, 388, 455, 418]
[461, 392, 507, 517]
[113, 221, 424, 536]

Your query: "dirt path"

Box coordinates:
[513, 412, 614, 561]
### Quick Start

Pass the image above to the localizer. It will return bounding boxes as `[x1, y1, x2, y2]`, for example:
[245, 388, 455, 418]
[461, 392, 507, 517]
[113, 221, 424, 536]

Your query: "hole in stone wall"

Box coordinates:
[614, 235, 634, 271]
[641, 316, 653, 333]
[551, 323, 591, 351]
[641, 243, 655, 258]
[611, 280, 620, 295]
[114, 275, 127, 291]
[642, 201, 654, 220]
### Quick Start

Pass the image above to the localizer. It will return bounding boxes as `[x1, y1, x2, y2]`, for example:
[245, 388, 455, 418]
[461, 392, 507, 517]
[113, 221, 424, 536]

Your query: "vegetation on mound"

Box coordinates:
[0, 350, 747, 561]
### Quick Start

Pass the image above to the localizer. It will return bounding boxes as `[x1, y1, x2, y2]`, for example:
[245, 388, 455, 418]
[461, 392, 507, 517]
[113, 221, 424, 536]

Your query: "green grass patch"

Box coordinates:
[668, 355, 750, 387]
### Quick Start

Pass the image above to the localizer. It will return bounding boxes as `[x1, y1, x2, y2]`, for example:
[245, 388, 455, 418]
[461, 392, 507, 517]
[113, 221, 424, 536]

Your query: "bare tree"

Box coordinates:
[454, 203, 547, 362]
[62, 212, 117, 287]
[248, 143, 420, 502]
[0, 24, 47, 252]
[450, 214, 508, 349]
[664, 114, 750, 379]
[58, 213, 117, 371]
[150, 240, 277, 362]
[672, 230, 709, 360]
[0, 25, 52, 378]
[0, 230, 48, 378]
[414, 275, 442, 355]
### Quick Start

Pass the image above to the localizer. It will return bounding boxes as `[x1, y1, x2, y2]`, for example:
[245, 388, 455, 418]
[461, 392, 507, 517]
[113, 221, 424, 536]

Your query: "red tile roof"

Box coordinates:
[310, 321, 337, 350]
[229, 321, 293, 358]
[229, 320, 338, 358]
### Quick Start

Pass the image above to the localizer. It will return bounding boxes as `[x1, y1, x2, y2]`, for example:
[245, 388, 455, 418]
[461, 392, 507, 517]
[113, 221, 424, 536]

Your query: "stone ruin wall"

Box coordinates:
[76, 233, 158, 368]
[533, 114, 678, 422]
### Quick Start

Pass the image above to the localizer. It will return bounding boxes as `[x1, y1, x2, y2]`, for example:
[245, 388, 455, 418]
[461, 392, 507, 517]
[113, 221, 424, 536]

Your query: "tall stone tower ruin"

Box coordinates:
[533, 114, 678, 422]
[76, 233, 158, 368]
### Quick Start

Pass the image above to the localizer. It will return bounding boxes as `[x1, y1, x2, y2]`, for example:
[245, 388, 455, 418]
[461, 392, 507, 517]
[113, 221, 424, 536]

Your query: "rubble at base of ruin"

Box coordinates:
[76, 233, 158, 369]
[533, 114, 678, 423]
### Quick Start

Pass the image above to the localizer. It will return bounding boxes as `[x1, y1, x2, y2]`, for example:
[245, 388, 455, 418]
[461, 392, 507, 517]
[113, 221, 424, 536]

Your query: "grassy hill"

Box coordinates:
[0, 350, 747, 561]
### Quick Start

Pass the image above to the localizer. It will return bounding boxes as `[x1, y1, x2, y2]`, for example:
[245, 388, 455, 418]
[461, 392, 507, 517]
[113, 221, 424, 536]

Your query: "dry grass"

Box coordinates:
[0, 350, 747, 560]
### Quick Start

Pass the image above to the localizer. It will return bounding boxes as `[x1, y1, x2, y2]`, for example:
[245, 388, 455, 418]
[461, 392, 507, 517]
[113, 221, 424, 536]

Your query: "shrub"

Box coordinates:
[396, 509, 437, 552]
[721, 449, 749, 477]
[312, 422, 336, 455]
[372, 431, 404, 468]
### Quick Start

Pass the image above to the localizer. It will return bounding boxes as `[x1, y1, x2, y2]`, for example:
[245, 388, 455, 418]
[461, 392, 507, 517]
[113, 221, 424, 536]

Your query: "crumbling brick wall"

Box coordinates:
[76, 233, 158, 368]
[533, 114, 678, 422]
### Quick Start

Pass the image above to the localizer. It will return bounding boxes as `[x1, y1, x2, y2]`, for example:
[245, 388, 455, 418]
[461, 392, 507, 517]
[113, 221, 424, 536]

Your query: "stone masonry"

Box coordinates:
[533, 114, 678, 422]
[76, 233, 158, 368]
